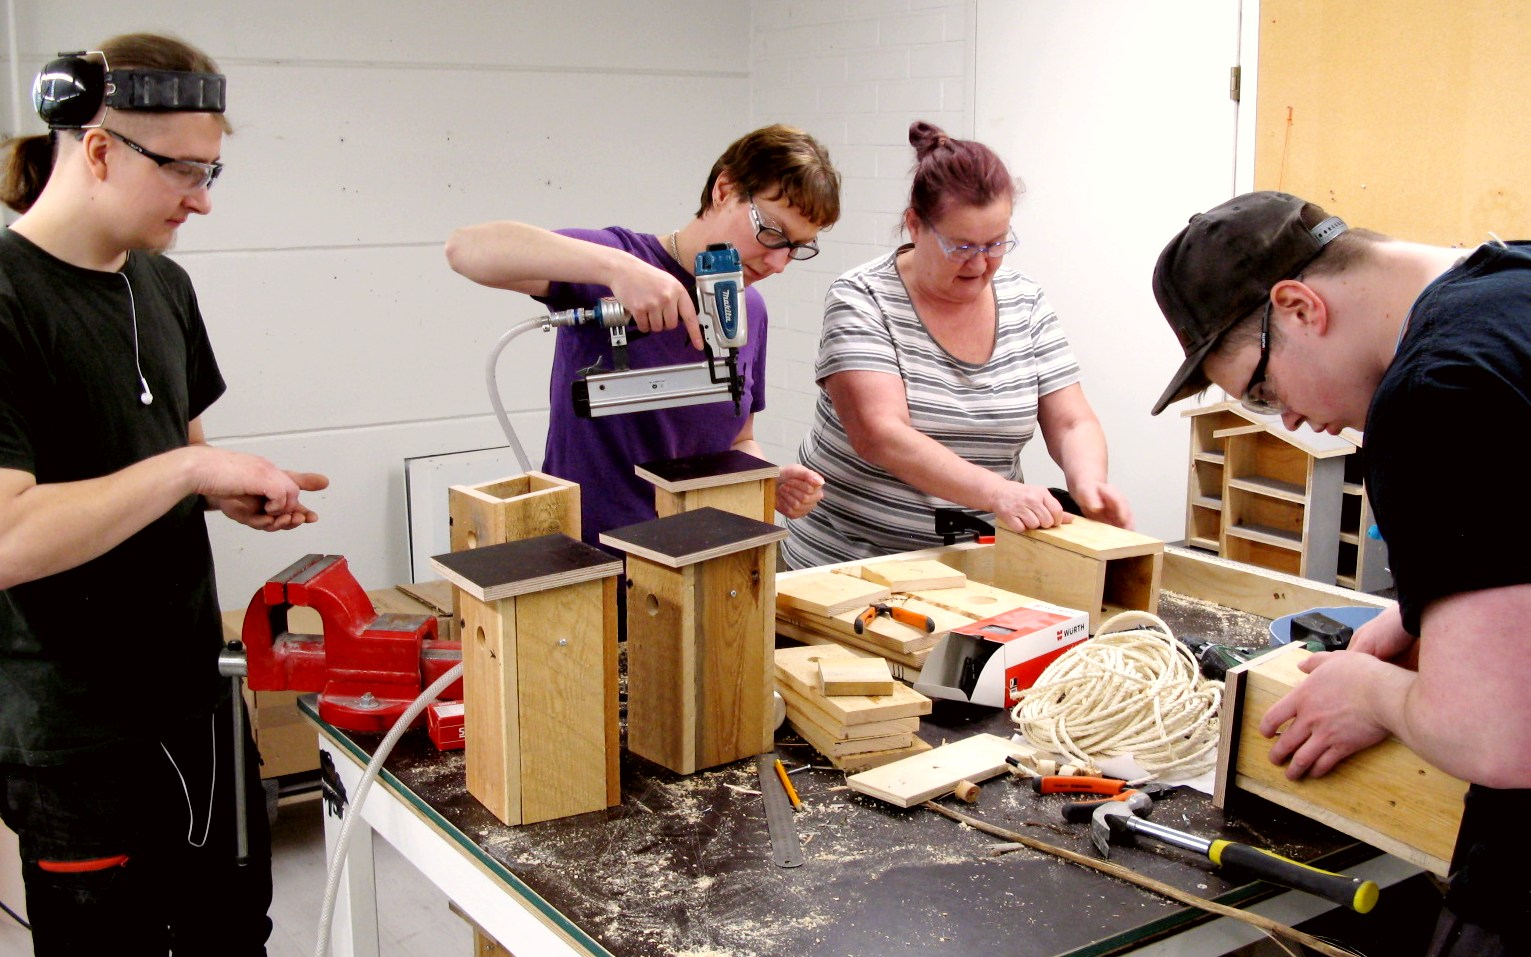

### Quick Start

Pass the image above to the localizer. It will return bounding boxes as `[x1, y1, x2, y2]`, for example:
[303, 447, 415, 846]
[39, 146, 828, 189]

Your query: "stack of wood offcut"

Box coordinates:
[774, 644, 933, 772]
[774, 559, 1037, 680]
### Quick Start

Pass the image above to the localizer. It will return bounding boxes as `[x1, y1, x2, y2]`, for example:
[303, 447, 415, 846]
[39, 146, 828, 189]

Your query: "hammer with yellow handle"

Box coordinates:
[1090, 801, 1379, 913]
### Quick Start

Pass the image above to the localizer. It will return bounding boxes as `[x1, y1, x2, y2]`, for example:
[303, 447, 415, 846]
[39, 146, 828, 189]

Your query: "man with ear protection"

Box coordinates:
[0, 34, 326, 954]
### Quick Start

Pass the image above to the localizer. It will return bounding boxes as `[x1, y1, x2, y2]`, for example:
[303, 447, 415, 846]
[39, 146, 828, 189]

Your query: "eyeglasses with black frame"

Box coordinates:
[104, 128, 223, 192]
[1239, 299, 1284, 415]
[746, 197, 819, 261]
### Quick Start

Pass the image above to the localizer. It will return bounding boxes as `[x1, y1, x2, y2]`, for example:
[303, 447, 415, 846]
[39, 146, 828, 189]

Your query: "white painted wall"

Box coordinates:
[4, 1, 752, 608]
[973, 0, 1244, 541]
[748, 0, 977, 463]
[751, 0, 1244, 544]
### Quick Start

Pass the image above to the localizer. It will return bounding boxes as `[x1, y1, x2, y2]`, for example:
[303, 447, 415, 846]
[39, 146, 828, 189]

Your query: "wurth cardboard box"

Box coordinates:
[914, 598, 1089, 708]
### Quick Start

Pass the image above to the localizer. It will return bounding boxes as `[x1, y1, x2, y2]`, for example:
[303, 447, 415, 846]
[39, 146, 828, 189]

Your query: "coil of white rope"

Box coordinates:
[1009, 610, 1223, 778]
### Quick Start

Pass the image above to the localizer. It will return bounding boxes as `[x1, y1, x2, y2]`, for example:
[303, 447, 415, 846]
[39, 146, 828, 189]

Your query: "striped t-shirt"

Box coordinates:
[781, 248, 1081, 569]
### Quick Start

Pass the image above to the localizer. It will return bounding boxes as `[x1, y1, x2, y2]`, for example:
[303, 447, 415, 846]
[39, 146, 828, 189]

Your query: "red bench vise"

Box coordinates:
[235, 554, 463, 733]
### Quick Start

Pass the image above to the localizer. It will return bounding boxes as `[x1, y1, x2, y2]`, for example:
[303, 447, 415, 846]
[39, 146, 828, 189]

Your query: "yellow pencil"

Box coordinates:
[773, 758, 803, 811]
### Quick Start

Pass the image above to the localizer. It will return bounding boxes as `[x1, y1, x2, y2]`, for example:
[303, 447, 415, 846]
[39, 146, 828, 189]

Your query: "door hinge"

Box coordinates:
[1229, 65, 1241, 102]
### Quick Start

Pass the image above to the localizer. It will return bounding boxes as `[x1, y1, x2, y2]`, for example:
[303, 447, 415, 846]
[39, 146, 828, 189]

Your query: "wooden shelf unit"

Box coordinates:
[1182, 403, 1391, 592]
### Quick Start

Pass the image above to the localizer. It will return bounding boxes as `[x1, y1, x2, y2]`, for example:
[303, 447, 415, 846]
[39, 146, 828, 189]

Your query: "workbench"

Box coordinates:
[304, 545, 1435, 957]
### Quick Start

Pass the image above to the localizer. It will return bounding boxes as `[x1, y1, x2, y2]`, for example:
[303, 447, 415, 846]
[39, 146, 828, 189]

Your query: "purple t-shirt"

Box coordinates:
[537, 226, 768, 546]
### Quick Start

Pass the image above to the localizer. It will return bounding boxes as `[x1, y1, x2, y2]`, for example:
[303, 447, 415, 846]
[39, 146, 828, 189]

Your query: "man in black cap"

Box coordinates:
[1149, 190, 1531, 956]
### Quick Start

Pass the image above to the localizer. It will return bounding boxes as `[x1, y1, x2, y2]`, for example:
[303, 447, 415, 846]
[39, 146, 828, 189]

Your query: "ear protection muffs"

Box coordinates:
[32, 51, 226, 129]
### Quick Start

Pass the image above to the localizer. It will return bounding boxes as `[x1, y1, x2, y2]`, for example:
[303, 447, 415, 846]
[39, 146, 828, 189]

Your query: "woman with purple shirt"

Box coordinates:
[446, 125, 841, 546]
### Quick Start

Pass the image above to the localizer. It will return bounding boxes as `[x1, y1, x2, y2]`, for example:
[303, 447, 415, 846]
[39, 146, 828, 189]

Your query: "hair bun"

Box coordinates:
[908, 120, 952, 158]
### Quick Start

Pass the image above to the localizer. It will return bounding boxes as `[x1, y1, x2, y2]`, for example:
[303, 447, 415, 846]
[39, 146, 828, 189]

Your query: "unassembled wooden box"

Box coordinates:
[1216, 642, 1467, 876]
[635, 449, 779, 523]
[431, 534, 623, 827]
[993, 517, 1164, 633]
[601, 507, 787, 775]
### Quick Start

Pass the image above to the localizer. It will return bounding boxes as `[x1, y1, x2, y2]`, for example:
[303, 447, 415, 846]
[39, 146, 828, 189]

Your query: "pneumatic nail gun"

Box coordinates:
[541, 242, 748, 417]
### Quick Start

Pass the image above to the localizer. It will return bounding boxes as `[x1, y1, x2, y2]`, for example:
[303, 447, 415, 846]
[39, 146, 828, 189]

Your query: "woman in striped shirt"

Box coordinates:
[781, 121, 1132, 569]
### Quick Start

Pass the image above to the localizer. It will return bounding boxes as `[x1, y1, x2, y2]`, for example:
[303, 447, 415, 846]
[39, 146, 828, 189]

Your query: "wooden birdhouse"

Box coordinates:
[994, 517, 1164, 634]
[600, 506, 787, 775]
[446, 471, 581, 639]
[635, 449, 779, 523]
[431, 534, 622, 826]
[1183, 402, 1389, 591]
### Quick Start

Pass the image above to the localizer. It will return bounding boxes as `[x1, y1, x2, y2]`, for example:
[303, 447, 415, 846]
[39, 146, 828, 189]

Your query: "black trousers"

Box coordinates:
[0, 692, 272, 956]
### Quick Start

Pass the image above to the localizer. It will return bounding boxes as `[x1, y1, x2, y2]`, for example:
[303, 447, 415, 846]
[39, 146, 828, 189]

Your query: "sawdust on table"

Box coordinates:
[438, 756, 1077, 957]
[1156, 591, 1273, 650]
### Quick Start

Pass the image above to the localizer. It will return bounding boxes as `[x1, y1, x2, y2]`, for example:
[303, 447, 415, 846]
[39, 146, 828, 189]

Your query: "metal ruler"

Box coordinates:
[757, 755, 803, 868]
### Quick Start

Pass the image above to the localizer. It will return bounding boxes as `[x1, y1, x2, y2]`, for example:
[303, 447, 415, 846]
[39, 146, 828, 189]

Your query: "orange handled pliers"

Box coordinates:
[854, 603, 936, 635]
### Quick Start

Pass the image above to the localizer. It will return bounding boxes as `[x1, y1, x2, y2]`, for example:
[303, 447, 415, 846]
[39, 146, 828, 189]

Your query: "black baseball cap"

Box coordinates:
[1149, 191, 1347, 415]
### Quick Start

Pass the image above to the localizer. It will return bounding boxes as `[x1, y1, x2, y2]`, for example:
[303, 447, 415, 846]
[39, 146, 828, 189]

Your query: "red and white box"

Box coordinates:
[427, 700, 466, 750]
[914, 599, 1089, 707]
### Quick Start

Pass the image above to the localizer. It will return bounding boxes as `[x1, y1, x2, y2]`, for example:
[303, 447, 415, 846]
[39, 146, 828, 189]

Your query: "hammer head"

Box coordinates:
[1090, 802, 1136, 859]
[1089, 793, 1152, 859]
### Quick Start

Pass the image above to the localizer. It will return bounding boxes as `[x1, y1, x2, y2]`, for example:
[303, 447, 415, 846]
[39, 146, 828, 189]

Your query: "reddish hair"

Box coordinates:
[906, 120, 1017, 225]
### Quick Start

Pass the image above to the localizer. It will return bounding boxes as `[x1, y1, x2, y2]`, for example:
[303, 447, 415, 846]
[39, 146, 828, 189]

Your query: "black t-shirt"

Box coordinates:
[0, 228, 227, 765]
[1366, 240, 1531, 934]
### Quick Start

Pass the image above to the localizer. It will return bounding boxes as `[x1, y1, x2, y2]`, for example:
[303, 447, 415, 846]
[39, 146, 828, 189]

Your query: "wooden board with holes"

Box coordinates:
[900, 579, 1040, 621]
[859, 559, 967, 592]
[1216, 642, 1467, 876]
[776, 572, 892, 617]
[845, 733, 1025, 808]
[773, 645, 932, 725]
[777, 623, 929, 671]
[819, 656, 895, 696]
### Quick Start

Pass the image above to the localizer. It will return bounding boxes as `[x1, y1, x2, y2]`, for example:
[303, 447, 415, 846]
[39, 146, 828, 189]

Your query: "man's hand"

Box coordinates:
[609, 260, 703, 350]
[1258, 651, 1396, 780]
[189, 446, 329, 531]
[1347, 604, 1416, 665]
[775, 464, 825, 519]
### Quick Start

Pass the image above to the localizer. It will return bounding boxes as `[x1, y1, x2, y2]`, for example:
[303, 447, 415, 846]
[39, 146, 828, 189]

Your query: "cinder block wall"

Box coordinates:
[747, 0, 975, 466]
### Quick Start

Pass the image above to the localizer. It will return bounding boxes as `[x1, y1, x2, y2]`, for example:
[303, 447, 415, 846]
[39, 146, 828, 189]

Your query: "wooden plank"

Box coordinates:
[785, 715, 913, 756]
[776, 572, 891, 617]
[902, 579, 1040, 621]
[859, 559, 966, 591]
[635, 449, 779, 492]
[432, 534, 621, 601]
[810, 596, 962, 654]
[515, 582, 608, 824]
[1018, 516, 1166, 561]
[602, 576, 621, 807]
[788, 714, 933, 772]
[654, 480, 772, 524]
[777, 682, 920, 740]
[818, 657, 895, 696]
[1161, 544, 1394, 620]
[774, 645, 932, 725]
[600, 507, 786, 568]
[394, 579, 454, 615]
[696, 546, 773, 769]
[1215, 643, 1466, 876]
[462, 592, 520, 825]
[846, 733, 1022, 808]
[776, 620, 929, 669]
[625, 558, 697, 773]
